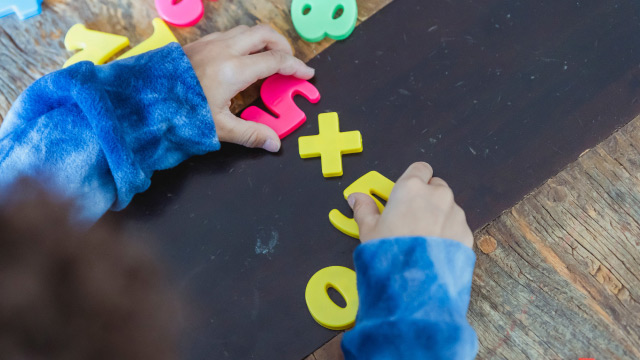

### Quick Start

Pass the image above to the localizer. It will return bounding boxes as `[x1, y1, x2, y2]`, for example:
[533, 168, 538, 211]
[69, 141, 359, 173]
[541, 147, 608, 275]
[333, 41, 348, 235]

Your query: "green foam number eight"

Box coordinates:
[291, 0, 358, 43]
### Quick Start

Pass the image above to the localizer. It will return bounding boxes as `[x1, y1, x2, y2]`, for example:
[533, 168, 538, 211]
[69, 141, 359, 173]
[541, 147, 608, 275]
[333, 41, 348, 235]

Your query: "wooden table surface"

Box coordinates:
[0, 0, 391, 119]
[1, 1, 639, 359]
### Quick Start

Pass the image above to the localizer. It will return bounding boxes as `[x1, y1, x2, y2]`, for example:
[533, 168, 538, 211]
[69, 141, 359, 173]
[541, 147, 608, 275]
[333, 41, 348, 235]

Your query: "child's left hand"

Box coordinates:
[183, 25, 315, 153]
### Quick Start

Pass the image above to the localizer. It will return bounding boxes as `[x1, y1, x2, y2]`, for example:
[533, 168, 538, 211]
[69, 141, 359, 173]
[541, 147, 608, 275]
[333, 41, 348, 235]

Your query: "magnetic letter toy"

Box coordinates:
[329, 171, 395, 238]
[305, 266, 358, 330]
[241, 74, 321, 139]
[291, 0, 358, 42]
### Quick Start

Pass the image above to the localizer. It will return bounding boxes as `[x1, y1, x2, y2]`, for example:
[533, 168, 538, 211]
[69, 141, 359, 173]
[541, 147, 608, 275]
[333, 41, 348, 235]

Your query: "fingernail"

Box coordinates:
[263, 139, 280, 153]
[347, 194, 355, 209]
[306, 67, 315, 77]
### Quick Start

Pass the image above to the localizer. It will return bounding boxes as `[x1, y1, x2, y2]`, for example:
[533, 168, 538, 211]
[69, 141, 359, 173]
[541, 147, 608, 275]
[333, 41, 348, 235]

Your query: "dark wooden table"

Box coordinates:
[108, 0, 640, 358]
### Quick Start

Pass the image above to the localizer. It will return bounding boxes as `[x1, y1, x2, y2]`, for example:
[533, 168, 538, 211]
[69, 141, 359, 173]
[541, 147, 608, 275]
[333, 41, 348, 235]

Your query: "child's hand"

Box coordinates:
[184, 25, 315, 152]
[348, 162, 474, 248]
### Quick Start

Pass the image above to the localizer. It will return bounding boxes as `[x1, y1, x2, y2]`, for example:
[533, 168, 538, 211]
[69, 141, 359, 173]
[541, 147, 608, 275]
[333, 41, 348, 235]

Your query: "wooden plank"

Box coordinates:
[310, 333, 344, 360]
[308, 116, 640, 359]
[0, 0, 393, 121]
[469, 114, 640, 359]
[303, 333, 344, 360]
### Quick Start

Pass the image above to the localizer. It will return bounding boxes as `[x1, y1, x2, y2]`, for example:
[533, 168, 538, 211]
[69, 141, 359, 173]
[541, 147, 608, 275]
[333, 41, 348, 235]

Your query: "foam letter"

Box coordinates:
[305, 266, 358, 330]
[0, 0, 41, 20]
[329, 171, 395, 238]
[241, 74, 321, 139]
[117, 18, 178, 60]
[63, 24, 130, 68]
[155, 0, 203, 27]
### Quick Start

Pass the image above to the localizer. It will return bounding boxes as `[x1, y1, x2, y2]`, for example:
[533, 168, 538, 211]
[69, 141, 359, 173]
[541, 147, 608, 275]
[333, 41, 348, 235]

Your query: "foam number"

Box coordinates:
[0, 0, 41, 20]
[117, 18, 178, 60]
[241, 74, 321, 139]
[155, 0, 203, 27]
[291, 0, 358, 42]
[329, 171, 395, 238]
[63, 24, 130, 68]
[305, 266, 358, 330]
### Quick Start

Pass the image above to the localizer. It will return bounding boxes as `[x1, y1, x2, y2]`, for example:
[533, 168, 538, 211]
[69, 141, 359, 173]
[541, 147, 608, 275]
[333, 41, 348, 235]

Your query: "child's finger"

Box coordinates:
[219, 24, 251, 39]
[200, 24, 250, 42]
[428, 177, 449, 188]
[231, 24, 293, 55]
[348, 193, 381, 237]
[397, 162, 434, 185]
[237, 50, 315, 84]
[216, 111, 281, 152]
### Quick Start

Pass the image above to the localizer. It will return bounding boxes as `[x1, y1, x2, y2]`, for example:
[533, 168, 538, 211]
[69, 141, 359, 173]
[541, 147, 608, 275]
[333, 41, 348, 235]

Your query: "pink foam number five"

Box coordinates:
[241, 74, 321, 139]
[155, 0, 207, 27]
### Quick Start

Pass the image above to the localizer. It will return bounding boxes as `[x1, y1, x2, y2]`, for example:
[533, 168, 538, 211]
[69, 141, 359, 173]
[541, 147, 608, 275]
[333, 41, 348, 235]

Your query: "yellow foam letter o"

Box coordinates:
[305, 266, 359, 330]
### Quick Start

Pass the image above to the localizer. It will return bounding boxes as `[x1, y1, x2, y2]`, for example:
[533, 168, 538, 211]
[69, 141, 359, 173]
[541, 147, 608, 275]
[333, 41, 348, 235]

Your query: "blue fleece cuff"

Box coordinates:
[0, 43, 220, 222]
[342, 236, 478, 360]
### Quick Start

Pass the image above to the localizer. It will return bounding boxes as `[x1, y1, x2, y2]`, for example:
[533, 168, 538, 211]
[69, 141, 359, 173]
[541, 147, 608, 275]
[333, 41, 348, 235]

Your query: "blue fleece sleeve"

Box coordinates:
[0, 43, 219, 223]
[342, 236, 478, 360]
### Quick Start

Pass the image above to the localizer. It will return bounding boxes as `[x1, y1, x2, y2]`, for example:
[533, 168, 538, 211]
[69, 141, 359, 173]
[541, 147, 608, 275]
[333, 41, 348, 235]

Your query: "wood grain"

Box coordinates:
[308, 115, 640, 359]
[0, 0, 393, 121]
[304, 333, 344, 360]
[469, 113, 640, 359]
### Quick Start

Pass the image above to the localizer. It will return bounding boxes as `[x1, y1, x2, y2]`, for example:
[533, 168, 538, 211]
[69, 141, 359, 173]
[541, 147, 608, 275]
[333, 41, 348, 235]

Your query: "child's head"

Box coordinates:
[0, 182, 178, 360]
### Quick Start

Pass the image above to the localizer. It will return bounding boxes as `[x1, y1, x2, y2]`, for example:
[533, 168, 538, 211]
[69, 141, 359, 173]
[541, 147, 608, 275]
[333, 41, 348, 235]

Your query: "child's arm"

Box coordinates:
[0, 25, 313, 223]
[342, 162, 478, 359]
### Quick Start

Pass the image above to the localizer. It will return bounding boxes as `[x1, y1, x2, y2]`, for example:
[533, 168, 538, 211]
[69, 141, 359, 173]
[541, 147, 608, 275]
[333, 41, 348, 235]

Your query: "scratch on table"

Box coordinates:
[255, 228, 279, 257]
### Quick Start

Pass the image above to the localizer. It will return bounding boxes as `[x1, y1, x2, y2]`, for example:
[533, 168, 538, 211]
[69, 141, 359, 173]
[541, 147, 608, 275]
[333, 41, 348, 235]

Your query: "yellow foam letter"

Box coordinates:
[329, 171, 395, 238]
[305, 266, 358, 330]
[118, 18, 178, 60]
[63, 24, 130, 68]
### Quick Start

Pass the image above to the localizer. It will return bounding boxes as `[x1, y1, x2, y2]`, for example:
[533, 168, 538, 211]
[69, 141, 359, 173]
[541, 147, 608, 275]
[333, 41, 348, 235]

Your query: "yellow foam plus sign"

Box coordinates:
[298, 112, 363, 177]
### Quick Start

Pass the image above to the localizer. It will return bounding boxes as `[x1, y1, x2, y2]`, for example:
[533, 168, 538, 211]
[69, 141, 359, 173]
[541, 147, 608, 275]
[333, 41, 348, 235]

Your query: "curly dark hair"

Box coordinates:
[0, 183, 179, 360]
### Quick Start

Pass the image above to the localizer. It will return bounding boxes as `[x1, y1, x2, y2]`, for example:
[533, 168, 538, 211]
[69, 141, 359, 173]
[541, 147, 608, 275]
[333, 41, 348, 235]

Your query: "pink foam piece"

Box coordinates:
[155, 0, 204, 27]
[241, 74, 321, 139]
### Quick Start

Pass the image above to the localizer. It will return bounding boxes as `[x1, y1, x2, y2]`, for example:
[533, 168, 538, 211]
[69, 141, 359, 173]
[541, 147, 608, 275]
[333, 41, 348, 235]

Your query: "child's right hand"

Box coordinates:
[348, 162, 474, 248]
[183, 25, 315, 153]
